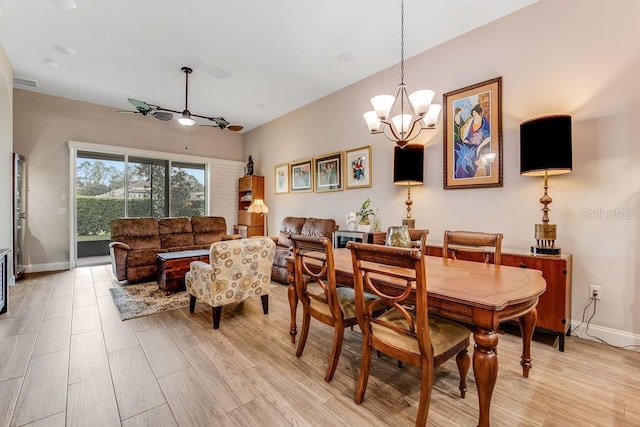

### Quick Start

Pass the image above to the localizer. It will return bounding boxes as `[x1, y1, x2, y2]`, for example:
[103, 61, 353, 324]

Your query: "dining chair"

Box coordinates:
[347, 241, 471, 426]
[443, 230, 503, 264]
[290, 234, 377, 382]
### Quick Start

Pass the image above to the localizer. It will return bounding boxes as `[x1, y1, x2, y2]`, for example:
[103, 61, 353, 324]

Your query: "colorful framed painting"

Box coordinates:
[290, 158, 313, 192]
[274, 163, 289, 194]
[345, 146, 372, 189]
[314, 152, 343, 192]
[443, 77, 503, 189]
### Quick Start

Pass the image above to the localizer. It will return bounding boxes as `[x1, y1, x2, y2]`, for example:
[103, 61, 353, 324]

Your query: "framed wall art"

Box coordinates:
[345, 146, 372, 189]
[290, 158, 313, 192]
[443, 77, 503, 189]
[314, 152, 343, 192]
[274, 163, 289, 194]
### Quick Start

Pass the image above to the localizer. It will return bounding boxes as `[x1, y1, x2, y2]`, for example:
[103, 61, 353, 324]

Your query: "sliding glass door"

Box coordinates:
[74, 151, 207, 261]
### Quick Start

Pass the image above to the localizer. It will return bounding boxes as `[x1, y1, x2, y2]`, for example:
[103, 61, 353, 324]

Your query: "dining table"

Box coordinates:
[286, 248, 547, 427]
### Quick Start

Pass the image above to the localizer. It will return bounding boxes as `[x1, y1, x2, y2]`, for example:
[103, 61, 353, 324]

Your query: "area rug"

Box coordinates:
[109, 282, 190, 321]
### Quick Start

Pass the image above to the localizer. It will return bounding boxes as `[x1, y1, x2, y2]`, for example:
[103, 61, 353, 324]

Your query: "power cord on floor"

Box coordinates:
[572, 297, 640, 350]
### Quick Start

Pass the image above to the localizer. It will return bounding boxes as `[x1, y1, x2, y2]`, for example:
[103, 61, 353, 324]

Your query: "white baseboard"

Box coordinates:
[25, 262, 71, 273]
[571, 320, 640, 350]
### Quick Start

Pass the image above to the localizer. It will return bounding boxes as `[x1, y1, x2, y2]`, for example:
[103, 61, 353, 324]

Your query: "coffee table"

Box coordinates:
[156, 249, 209, 295]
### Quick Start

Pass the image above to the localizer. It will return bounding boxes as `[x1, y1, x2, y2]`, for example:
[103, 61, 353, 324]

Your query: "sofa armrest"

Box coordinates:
[109, 241, 131, 251]
[222, 234, 242, 241]
[109, 241, 131, 281]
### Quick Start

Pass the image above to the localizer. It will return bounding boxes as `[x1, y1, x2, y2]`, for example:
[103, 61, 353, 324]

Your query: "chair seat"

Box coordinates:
[306, 283, 377, 320]
[372, 308, 470, 357]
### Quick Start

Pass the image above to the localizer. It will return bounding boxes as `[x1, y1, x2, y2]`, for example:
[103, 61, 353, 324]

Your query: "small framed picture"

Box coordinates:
[290, 158, 313, 192]
[314, 152, 343, 192]
[274, 163, 289, 194]
[443, 77, 503, 189]
[345, 146, 372, 189]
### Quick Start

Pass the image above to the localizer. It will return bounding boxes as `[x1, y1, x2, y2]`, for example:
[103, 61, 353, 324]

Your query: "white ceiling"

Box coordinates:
[0, 0, 537, 132]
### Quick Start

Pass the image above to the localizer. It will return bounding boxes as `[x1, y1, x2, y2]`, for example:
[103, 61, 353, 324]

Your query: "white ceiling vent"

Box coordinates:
[13, 77, 39, 88]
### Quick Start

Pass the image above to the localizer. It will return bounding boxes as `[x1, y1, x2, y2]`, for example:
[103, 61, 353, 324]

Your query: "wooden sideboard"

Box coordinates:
[426, 244, 572, 352]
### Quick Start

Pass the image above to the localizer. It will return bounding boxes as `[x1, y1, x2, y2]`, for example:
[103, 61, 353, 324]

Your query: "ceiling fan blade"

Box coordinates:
[152, 111, 173, 121]
[128, 98, 153, 114]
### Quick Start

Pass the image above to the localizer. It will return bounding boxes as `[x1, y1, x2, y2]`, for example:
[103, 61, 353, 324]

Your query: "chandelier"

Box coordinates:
[363, 0, 441, 147]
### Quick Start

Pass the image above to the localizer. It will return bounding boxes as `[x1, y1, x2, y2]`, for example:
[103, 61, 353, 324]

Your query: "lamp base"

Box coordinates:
[401, 218, 415, 228]
[531, 246, 561, 255]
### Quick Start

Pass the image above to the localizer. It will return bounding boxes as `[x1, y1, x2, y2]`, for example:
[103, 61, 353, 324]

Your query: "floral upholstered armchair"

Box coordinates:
[185, 237, 276, 329]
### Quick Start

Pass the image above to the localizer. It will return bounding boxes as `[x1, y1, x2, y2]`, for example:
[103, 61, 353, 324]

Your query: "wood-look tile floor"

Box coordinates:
[0, 266, 639, 426]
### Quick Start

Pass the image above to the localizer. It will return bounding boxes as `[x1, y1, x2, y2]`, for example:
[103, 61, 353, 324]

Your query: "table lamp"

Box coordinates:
[393, 143, 424, 228]
[520, 115, 572, 255]
[247, 199, 269, 236]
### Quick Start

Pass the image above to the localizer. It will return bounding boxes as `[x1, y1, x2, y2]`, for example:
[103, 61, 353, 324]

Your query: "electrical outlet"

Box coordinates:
[589, 284, 602, 300]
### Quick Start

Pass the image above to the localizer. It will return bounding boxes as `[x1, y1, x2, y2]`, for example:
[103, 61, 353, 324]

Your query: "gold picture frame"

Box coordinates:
[443, 77, 503, 189]
[274, 163, 289, 194]
[290, 158, 314, 192]
[345, 146, 372, 189]
[314, 152, 343, 192]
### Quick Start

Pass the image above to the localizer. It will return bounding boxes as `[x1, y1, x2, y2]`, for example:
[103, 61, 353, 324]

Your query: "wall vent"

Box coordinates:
[13, 77, 39, 88]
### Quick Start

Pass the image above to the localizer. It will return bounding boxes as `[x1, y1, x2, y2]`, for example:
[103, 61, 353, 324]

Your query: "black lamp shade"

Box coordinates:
[393, 143, 424, 185]
[520, 115, 572, 176]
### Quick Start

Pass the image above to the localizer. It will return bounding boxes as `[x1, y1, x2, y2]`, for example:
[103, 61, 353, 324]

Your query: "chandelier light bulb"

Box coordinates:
[423, 104, 442, 128]
[363, 111, 382, 132]
[370, 94, 395, 120]
[391, 114, 412, 137]
[408, 90, 435, 117]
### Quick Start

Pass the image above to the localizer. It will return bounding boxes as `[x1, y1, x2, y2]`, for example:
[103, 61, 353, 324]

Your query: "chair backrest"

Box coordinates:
[290, 234, 341, 320]
[348, 242, 432, 364]
[208, 237, 275, 305]
[442, 230, 503, 264]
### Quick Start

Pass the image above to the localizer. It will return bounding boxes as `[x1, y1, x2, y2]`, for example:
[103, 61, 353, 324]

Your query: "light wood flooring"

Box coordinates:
[0, 265, 639, 426]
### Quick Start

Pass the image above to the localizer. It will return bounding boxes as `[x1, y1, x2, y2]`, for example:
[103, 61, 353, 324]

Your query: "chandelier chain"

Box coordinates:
[400, 0, 404, 84]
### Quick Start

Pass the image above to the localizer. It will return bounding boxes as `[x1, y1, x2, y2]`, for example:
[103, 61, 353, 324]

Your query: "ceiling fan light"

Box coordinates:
[178, 114, 195, 126]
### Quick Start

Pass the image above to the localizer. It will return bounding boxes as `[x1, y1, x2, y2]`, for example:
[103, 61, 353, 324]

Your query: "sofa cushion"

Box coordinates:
[278, 216, 306, 248]
[158, 217, 195, 249]
[191, 216, 227, 245]
[110, 218, 161, 250]
[301, 218, 337, 238]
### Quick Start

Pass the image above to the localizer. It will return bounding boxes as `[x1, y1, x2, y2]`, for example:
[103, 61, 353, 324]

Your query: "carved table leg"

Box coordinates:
[518, 307, 537, 378]
[473, 327, 499, 427]
[288, 281, 298, 344]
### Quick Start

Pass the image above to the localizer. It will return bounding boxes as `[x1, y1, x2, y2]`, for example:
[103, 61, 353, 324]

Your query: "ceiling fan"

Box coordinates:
[120, 66, 243, 132]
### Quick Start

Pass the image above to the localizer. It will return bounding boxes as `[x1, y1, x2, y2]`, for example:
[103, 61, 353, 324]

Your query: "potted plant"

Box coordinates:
[356, 198, 374, 232]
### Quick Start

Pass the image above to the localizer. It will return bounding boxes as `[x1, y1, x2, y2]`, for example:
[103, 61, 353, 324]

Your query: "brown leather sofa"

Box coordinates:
[270, 216, 338, 283]
[109, 216, 239, 283]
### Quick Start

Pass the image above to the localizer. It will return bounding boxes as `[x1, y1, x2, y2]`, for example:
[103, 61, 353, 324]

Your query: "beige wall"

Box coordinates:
[0, 44, 13, 281]
[13, 89, 244, 270]
[245, 0, 640, 342]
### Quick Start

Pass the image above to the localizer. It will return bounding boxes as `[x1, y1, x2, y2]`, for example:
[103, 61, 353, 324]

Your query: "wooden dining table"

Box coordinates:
[286, 249, 547, 427]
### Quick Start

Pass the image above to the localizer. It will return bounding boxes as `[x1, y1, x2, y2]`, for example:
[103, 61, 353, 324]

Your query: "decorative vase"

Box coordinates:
[357, 223, 372, 233]
[346, 212, 357, 231]
[386, 225, 411, 248]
